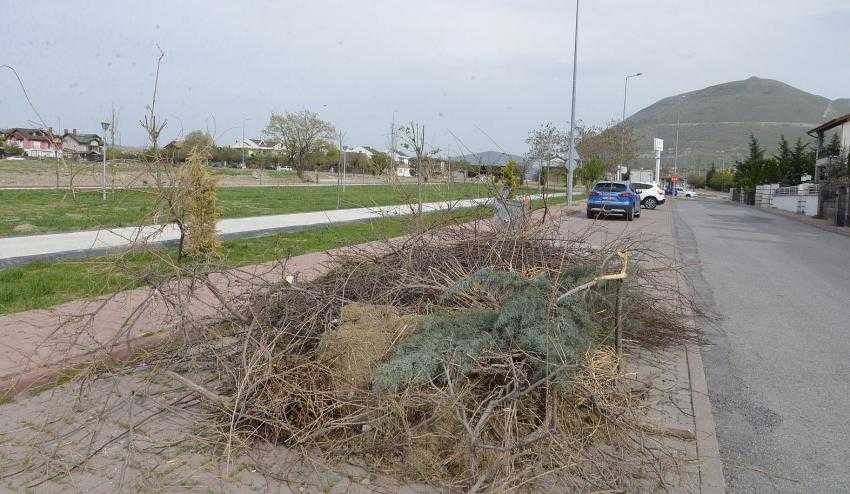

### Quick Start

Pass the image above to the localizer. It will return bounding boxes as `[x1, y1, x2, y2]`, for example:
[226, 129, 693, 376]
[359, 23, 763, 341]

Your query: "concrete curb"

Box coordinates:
[685, 343, 726, 492]
[670, 199, 726, 493]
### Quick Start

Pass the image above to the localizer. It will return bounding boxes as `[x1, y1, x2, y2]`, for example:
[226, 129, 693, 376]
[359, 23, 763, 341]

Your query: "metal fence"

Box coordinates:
[819, 183, 850, 227]
[775, 184, 820, 196]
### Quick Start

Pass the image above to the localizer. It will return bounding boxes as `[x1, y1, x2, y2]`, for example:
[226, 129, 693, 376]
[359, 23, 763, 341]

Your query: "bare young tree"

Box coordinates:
[576, 120, 639, 176]
[399, 122, 440, 219]
[139, 45, 167, 155]
[526, 122, 571, 171]
[263, 110, 335, 180]
[526, 122, 571, 217]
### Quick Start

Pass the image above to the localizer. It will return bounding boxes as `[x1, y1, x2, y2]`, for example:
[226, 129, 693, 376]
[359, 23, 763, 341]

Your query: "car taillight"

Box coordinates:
[618, 191, 633, 198]
[589, 190, 600, 197]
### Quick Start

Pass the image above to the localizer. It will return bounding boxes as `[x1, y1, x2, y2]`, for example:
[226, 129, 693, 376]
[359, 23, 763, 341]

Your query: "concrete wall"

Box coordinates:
[773, 194, 819, 217]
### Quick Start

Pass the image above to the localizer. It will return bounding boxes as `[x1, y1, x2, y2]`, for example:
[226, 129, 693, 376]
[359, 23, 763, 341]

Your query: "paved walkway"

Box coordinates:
[0, 194, 568, 266]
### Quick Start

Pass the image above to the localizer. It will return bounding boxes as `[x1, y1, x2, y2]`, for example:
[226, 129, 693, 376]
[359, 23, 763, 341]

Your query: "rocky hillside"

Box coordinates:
[627, 77, 850, 170]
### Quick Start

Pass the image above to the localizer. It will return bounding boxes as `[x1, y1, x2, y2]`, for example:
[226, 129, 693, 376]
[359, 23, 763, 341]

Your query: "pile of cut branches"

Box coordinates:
[174, 217, 702, 492]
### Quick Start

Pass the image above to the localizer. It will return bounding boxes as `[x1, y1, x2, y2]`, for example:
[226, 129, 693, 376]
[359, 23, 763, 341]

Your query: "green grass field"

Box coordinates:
[0, 191, 583, 315]
[0, 207, 491, 315]
[0, 182, 497, 237]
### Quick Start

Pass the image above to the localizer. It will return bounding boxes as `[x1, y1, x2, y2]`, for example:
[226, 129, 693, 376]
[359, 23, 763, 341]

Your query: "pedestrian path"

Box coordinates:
[0, 194, 568, 265]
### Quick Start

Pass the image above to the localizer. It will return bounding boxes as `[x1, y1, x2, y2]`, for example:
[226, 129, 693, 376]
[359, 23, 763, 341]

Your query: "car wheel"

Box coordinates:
[626, 209, 634, 221]
[587, 209, 594, 219]
[644, 197, 657, 210]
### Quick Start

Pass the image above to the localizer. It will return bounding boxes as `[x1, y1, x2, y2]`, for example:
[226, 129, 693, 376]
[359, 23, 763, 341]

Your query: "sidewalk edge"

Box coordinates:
[685, 342, 726, 493]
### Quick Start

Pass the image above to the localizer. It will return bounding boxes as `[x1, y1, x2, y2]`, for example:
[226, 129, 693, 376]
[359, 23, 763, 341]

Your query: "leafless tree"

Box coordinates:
[399, 122, 440, 219]
[263, 110, 335, 180]
[139, 45, 167, 154]
[576, 120, 639, 176]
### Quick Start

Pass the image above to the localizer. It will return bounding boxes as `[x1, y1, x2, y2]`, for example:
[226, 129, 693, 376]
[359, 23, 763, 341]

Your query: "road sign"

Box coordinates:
[671, 175, 678, 183]
[653, 138, 664, 151]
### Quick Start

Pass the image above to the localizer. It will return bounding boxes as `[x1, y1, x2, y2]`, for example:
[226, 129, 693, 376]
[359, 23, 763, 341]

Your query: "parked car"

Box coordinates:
[587, 181, 641, 221]
[5, 156, 25, 161]
[675, 186, 695, 198]
[632, 182, 666, 209]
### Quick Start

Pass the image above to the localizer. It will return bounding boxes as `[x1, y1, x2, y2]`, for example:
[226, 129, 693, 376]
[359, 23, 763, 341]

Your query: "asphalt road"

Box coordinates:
[673, 198, 850, 492]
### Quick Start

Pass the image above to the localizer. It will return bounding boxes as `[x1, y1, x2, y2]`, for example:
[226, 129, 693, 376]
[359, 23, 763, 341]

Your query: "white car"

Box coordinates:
[632, 182, 666, 209]
[675, 186, 695, 198]
[4, 156, 25, 161]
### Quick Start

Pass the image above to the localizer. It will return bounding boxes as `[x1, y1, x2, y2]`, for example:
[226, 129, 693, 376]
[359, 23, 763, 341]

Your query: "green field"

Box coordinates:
[0, 183, 496, 237]
[0, 207, 492, 315]
[0, 191, 582, 315]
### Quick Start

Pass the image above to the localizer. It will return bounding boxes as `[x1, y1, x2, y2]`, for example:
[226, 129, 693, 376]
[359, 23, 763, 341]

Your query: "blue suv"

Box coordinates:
[586, 181, 641, 221]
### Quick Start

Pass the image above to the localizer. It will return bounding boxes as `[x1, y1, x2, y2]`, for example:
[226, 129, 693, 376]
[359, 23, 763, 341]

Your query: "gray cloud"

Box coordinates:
[1, 0, 847, 154]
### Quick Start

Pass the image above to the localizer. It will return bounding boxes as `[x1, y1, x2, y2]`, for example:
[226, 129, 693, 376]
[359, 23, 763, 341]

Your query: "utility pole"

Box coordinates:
[110, 105, 118, 148]
[565, 0, 580, 206]
[100, 121, 110, 200]
[673, 111, 680, 174]
[390, 110, 397, 178]
[337, 132, 344, 208]
[620, 72, 642, 178]
[241, 119, 246, 168]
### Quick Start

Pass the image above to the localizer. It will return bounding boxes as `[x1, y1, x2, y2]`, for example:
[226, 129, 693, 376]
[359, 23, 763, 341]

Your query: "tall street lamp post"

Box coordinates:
[620, 72, 642, 179]
[100, 121, 110, 200]
[565, 0, 580, 205]
[241, 118, 250, 168]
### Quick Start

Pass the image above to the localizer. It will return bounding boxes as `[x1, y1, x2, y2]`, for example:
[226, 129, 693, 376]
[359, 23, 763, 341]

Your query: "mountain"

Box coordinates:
[450, 150, 525, 167]
[626, 77, 850, 170]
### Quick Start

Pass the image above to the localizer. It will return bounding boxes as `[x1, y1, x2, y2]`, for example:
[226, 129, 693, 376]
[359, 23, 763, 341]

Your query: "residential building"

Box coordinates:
[230, 137, 283, 156]
[62, 129, 103, 160]
[388, 149, 412, 176]
[343, 145, 377, 157]
[1, 128, 63, 158]
[808, 113, 850, 182]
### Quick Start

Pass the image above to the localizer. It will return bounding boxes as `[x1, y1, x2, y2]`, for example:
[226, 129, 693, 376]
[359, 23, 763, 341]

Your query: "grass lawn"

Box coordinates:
[0, 207, 492, 315]
[0, 182, 498, 237]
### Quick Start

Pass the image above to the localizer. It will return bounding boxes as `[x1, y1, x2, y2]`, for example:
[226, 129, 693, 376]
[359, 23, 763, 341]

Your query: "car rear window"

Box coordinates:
[593, 182, 627, 192]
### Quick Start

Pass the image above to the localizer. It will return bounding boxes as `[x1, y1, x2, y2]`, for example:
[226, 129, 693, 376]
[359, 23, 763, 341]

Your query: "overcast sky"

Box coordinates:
[2, 0, 848, 154]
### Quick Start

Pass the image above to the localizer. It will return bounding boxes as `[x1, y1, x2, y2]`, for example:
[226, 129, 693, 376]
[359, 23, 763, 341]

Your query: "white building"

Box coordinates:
[230, 137, 283, 156]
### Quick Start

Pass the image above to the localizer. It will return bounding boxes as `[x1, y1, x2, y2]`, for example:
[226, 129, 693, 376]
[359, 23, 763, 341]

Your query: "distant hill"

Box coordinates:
[627, 77, 850, 170]
[450, 150, 525, 167]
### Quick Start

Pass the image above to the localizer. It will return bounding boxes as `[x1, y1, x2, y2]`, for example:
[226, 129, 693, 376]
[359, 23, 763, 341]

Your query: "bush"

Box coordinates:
[686, 174, 706, 189]
[707, 170, 735, 191]
[496, 160, 523, 198]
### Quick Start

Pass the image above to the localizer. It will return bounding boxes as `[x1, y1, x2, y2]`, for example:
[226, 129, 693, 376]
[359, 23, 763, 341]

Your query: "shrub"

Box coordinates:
[373, 268, 597, 391]
[179, 151, 221, 258]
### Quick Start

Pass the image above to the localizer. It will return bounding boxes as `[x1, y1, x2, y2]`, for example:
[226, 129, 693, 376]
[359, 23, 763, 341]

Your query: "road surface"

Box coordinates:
[674, 198, 850, 491]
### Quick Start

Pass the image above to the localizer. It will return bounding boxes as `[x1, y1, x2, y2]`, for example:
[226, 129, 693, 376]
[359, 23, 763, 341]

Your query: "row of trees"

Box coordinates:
[733, 134, 820, 191]
[524, 120, 633, 189]
[167, 115, 395, 177]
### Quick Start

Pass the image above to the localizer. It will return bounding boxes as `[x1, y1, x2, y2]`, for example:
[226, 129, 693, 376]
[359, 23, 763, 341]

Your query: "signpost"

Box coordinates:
[653, 138, 663, 183]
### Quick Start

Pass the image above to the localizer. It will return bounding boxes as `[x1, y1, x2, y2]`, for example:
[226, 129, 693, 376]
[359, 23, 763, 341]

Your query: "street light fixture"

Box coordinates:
[619, 72, 642, 179]
[101, 121, 110, 200]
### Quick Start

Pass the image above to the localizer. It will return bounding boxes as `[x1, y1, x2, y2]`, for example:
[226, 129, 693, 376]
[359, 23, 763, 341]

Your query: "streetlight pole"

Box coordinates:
[100, 121, 110, 200]
[565, 0, 579, 206]
[241, 118, 248, 168]
[620, 73, 642, 179]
